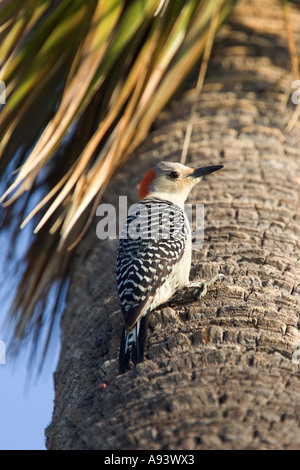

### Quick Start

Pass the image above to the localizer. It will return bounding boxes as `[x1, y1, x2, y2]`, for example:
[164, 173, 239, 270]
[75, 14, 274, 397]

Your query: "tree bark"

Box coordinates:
[46, 0, 300, 450]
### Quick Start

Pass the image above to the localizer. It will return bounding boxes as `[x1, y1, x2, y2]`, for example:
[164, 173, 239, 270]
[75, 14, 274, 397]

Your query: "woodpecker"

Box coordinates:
[116, 161, 223, 373]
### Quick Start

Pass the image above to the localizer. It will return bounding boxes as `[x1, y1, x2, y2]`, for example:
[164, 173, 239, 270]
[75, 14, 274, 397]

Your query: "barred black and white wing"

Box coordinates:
[116, 197, 189, 372]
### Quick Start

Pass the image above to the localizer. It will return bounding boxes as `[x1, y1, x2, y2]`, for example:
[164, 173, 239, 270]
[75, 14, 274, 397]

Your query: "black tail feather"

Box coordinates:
[119, 328, 131, 374]
[138, 313, 149, 361]
[119, 314, 149, 374]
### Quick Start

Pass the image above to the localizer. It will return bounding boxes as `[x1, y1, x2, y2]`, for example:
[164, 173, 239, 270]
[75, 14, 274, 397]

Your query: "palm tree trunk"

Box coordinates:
[46, 0, 300, 450]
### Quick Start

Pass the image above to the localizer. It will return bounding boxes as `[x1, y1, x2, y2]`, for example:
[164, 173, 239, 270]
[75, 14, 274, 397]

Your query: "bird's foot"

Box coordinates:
[187, 273, 225, 298]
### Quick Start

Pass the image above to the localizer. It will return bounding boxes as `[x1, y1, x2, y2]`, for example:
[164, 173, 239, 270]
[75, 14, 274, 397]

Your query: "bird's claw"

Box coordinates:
[188, 273, 226, 298]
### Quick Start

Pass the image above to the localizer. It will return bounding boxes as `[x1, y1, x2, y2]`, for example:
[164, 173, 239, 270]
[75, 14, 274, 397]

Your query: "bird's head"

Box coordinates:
[139, 161, 223, 207]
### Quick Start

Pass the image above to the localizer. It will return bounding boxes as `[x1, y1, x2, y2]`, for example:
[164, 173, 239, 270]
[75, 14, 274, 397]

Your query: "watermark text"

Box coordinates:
[0, 340, 6, 364]
[291, 80, 300, 105]
[0, 80, 6, 105]
[95, 197, 204, 249]
[292, 341, 300, 365]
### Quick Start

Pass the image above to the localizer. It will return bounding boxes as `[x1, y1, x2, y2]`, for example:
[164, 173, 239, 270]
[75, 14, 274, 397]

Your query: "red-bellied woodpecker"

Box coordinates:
[117, 161, 224, 373]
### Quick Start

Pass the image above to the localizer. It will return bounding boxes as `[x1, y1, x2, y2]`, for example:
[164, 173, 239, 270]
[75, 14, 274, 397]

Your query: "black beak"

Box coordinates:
[189, 165, 224, 178]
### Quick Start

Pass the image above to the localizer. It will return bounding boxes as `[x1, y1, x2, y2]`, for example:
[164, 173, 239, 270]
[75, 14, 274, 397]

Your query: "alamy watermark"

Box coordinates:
[292, 341, 300, 365]
[95, 197, 204, 249]
[0, 80, 6, 105]
[291, 80, 300, 105]
[0, 340, 6, 365]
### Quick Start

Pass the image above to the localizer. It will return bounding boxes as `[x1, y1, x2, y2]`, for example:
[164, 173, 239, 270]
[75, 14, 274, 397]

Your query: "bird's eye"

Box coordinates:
[169, 171, 179, 180]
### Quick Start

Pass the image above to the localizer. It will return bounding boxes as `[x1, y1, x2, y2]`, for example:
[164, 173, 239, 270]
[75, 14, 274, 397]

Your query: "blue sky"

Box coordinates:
[0, 246, 61, 450]
[0, 226, 61, 450]
[0, 349, 58, 450]
[0, 176, 63, 450]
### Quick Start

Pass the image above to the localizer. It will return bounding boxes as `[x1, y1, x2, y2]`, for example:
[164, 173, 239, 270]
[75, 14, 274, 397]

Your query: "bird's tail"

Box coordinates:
[119, 314, 149, 374]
